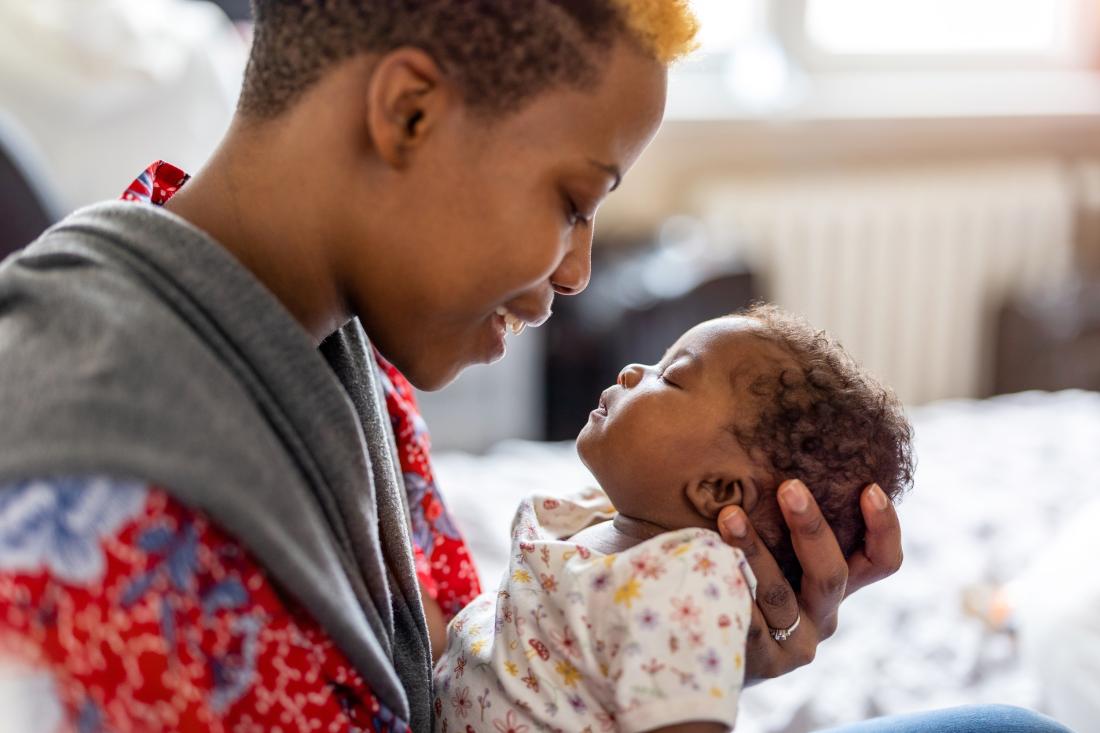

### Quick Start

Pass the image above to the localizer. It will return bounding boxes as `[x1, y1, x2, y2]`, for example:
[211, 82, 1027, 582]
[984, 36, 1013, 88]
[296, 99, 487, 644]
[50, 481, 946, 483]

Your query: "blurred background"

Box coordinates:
[420, 0, 1100, 451]
[4, 0, 1100, 449]
[3, 1, 1100, 731]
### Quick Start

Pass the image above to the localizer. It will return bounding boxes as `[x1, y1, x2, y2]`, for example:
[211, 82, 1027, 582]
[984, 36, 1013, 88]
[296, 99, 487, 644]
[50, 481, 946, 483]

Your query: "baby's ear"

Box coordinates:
[686, 476, 744, 519]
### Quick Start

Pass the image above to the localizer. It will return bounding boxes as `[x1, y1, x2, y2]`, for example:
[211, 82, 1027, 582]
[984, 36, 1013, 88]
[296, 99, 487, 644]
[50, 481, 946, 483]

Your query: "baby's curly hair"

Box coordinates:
[240, 0, 698, 119]
[735, 305, 914, 591]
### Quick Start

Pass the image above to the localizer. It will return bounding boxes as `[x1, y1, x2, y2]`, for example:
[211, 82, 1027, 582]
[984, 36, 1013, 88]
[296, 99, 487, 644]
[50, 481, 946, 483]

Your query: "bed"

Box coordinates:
[431, 390, 1100, 732]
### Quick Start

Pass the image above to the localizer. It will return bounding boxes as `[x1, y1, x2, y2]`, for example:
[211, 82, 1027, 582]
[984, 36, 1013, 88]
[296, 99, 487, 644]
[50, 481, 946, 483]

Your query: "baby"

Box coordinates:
[433, 304, 914, 733]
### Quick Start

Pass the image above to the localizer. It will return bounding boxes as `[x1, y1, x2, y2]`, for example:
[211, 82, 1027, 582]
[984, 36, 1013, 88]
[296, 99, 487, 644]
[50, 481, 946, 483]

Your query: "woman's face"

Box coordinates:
[348, 41, 668, 390]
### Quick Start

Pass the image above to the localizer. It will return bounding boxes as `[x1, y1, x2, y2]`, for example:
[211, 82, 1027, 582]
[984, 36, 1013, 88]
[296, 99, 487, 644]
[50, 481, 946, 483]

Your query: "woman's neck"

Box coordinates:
[164, 123, 352, 345]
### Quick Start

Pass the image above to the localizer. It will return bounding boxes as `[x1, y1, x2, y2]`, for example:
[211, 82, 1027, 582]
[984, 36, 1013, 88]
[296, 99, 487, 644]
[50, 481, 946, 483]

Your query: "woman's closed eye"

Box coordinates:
[569, 202, 593, 228]
[562, 191, 596, 228]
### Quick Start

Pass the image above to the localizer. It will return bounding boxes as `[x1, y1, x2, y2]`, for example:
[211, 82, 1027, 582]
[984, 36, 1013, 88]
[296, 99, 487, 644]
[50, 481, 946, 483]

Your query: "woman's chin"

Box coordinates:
[406, 342, 507, 392]
[399, 355, 463, 392]
[375, 313, 512, 390]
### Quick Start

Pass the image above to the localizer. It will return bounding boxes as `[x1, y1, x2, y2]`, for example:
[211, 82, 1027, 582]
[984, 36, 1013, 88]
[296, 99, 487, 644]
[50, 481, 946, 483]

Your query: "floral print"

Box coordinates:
[0, 476, 145, 583]
[375, 353, 482, 619]
[433, 488, 755, 733]
[126, 160, 483, 621]
[0, 161, 489, 731]
[0, 478, 406, 732]
[120, 159, 189, 205]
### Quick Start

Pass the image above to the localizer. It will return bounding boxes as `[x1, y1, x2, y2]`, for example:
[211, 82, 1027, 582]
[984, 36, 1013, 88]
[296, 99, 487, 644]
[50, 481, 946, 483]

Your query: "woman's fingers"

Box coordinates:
[718, 506, 803, 682]
[845, 483, 904, 596]
[741, 602, 779, 680]
[719, 481, 904, 684]
[776, 479, 848, 623]
[741, 594, 819, 681]
[717, 505, 800, 631]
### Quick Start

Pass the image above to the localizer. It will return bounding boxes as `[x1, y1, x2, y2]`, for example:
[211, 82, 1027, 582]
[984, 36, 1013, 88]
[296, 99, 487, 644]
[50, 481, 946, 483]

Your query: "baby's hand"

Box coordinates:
[716, 480, 902, 682]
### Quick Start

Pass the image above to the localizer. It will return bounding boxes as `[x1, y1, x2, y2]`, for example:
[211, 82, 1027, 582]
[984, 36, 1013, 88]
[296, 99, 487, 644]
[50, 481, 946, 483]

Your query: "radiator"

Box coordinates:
[696, 160, 1075, 404]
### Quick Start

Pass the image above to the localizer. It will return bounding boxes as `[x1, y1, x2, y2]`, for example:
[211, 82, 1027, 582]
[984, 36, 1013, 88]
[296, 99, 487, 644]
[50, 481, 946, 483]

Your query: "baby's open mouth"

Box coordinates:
[596, 396, 609, 416]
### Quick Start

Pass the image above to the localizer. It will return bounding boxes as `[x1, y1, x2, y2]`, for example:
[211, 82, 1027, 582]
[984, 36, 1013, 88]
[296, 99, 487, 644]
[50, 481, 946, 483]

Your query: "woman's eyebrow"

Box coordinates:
[587, 159, 622, 191]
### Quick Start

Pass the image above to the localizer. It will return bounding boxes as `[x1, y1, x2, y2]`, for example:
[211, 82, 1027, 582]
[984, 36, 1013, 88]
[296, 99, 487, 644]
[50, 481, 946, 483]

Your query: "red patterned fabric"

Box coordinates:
[0, 162, 485, 731]
[120, 160, 190, 206]
[0, 480, 405, 733]
[374, 354, 482, 619]
[123, 160, 482, 616]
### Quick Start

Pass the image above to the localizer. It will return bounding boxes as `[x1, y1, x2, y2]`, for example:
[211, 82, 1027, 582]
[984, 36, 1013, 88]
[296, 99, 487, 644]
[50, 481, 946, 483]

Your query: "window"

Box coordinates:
[674, 0, 1100, 119]
[797, 0, 1094, 69]
[807, 0, 1067, 55]
[690, 0, 763, 56]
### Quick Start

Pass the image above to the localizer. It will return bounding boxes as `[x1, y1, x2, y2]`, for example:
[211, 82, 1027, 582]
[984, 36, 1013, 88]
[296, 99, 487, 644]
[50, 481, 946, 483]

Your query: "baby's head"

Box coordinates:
[576, 304, 914, 589]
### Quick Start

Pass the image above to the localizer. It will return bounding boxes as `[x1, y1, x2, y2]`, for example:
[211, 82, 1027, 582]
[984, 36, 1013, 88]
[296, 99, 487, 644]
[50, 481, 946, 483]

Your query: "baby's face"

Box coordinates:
[577, 316, 785, 529]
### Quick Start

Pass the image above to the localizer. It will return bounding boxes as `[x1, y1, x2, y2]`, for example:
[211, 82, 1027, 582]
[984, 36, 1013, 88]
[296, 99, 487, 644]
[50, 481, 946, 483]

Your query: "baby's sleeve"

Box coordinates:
[559, 531, 754, 732]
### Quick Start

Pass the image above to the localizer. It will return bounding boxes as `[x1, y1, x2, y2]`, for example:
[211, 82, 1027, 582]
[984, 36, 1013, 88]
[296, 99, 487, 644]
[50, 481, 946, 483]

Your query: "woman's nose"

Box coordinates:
[550, 228, 593, 296]
[617, 363, 645, 389]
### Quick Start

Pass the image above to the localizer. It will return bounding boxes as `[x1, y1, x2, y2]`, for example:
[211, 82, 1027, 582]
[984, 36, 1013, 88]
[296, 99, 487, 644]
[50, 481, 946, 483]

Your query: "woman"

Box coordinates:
[0, 2, 1072, 732]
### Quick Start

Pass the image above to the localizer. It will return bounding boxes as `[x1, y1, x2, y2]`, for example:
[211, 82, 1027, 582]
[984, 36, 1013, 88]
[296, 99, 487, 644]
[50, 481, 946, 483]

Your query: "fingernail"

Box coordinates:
[780, 480, 809, 513]
[869, 483, 888, 511]
[723, 509, 747, 538]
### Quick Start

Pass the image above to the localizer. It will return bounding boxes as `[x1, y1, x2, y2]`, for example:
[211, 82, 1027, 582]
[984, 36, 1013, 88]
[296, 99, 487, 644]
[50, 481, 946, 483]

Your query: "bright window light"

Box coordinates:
[691, 0, 762, 53]
[805, 0, 1069, 55]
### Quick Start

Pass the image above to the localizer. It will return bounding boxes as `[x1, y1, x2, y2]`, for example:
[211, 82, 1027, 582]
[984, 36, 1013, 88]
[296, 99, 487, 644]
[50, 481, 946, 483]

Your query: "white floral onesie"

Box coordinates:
[433, 488, 756, 733]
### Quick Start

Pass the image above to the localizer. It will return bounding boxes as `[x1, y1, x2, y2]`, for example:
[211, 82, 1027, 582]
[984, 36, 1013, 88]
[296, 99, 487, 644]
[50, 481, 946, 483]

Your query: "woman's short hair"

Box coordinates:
[239, 0, 697, 119]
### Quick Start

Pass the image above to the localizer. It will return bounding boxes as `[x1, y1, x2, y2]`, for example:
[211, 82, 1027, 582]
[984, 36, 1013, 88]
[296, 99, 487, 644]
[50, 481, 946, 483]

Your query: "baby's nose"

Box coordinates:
[617, 363, 645, 389]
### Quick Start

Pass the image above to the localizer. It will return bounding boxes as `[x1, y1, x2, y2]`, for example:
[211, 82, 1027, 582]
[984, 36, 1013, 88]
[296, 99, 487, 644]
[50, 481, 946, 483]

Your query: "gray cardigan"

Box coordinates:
[0, 202, 432, 732]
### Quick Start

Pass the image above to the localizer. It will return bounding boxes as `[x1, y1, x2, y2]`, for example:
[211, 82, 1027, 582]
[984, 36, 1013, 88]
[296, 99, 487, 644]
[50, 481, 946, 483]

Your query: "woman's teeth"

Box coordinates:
[495, 306, 527, 336]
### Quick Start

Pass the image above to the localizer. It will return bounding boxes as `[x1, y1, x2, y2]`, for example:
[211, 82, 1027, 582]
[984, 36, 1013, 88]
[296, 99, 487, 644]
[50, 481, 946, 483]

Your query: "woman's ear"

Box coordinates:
[685, 476, 745, 520]
[364, 47, 449, 168]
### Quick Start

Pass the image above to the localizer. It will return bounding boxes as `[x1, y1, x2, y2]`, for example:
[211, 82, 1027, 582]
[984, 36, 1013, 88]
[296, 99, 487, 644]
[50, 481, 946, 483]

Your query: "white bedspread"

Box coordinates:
[432, 390, 1100, 733]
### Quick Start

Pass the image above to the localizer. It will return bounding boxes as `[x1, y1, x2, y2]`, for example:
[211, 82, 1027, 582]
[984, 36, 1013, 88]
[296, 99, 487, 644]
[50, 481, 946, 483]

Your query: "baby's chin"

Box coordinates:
[575, 424, 611, 483]
[574, 424, 595, 468]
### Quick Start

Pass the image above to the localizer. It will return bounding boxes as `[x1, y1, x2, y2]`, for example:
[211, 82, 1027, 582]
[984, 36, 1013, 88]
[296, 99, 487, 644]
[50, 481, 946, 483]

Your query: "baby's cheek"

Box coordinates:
[628, 435, 686, 487]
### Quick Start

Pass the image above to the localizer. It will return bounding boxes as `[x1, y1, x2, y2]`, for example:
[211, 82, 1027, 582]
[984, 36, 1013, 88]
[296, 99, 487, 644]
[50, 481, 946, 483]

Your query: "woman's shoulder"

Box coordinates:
[0, 475, 152, 583]
[0, 474, 402, 732]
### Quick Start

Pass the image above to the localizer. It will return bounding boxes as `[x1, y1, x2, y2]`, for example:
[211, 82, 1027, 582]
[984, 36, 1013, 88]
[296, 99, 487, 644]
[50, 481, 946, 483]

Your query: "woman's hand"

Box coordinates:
[716, 479, 903, 682]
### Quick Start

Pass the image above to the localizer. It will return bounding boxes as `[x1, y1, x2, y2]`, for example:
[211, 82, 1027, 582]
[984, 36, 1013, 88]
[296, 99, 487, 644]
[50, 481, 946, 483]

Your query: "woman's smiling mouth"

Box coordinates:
[494, 306, 527, 335]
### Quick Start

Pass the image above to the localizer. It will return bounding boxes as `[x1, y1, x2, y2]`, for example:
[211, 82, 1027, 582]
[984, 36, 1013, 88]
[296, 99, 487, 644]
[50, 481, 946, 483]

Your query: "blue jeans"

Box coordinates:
[818, 705, 1075, 733]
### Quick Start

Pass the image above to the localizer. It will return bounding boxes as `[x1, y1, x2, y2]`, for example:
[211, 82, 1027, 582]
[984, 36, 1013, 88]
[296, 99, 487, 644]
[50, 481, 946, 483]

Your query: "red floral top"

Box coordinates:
[0, 161, 481, 732]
